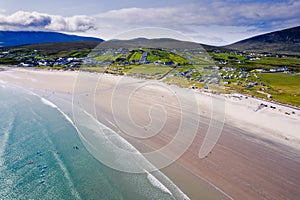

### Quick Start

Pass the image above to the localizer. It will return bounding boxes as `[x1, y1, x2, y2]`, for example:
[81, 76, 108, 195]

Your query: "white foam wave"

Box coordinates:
[0, 116, 13, 167]
[0, 80, 7, 85]
[42, 132, 82, 200]
[40, 97, 74, 125]
[82, 110, 139, 153]
[80, 110, 190, 199]
[36, 96, 81, 199]
[36, 95, 188, 199]
[0, 80, 10, 89]
[0, 87, 80, 198]
[53, 145, 82, 199]
[146, 171, 172, 195]
[41, 97, 58, 108]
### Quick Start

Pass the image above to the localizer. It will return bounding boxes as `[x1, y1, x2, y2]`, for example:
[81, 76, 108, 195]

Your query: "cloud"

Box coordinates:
[92, 0, 300, 45]
[1, 1, 298, 45]
[95, 1, 300, 29]
[46, 15, 95, 32]
[0, 11, 96, 32]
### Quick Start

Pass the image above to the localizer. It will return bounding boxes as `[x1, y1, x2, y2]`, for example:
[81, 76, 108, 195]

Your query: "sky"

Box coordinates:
[0, 0, 299, 46]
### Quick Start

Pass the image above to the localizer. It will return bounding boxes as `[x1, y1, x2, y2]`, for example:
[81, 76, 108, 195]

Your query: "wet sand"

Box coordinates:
[1, 68, 300, 199]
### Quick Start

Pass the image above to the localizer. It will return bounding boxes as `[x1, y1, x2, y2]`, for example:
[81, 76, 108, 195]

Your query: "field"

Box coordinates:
[210, 52, 300, 71]
[125, 64, 172, 78]
[95, 49, 300, 107]
[129, 51, 142, 61]
[2, 42, 300, 107]
[94, 54, 121, 62]
[164, 76, 191, 88]
[257, 73, 300, 106]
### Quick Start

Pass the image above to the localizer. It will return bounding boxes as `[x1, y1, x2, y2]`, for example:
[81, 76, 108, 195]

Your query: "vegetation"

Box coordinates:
[2, 39, 300, 107]
[225, 26, 300, 56]
[209, 52, 300, 71]
[129, 51, 142, 61]
[126, 64, 171, 74]
[258, 73, 300, 106]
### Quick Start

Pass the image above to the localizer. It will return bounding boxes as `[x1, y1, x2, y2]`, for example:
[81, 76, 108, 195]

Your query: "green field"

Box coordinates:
[164, 76, 191, 88]
[210, 52, 300, 71]
[210, 52, 246, 61]
[129, 51, 142, 61]
[94, 54, 121, 62]
[125, 64, 172, 78]
[257, 73, 300, 106]
[145, 49, 189, 65]
[80, 66, 106, 73]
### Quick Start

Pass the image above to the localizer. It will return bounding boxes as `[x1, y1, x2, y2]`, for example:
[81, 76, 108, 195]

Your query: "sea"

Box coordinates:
[0, 84, 187, 199]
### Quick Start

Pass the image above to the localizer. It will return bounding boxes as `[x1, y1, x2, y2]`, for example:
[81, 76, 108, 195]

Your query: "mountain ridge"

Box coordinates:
[225, 26, 300, 54]
[1, 26, 300, 55]
[0, 31, 103, 47]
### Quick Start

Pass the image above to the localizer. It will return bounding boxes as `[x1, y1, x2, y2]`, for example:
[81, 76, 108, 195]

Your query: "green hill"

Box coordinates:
[225, 26, 300, 55]
[2, 40, 101, 58]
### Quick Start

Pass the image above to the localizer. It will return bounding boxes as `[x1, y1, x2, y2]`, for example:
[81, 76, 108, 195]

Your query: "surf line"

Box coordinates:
[24, 89, 82, 200]
[14, 82, 190, 200]
[37, 97, 82, 200]
[0, 114, 14, 167]
[76, 108, 190, 199]
[0, 85, 81, 199]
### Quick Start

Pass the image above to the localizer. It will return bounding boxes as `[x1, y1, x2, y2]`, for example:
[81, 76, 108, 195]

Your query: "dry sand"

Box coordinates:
[1, 67, 300, 199]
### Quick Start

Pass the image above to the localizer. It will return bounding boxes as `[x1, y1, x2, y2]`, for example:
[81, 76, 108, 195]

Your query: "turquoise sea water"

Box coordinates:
[0, 85, 183, 199]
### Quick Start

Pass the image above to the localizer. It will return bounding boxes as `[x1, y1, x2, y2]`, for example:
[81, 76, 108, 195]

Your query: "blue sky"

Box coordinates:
[0, 0, 299, 45]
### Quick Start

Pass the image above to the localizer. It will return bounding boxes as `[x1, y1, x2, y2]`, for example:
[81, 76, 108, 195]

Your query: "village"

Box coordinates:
[85, 47, 297, 99]
[1, 46, 299, 104]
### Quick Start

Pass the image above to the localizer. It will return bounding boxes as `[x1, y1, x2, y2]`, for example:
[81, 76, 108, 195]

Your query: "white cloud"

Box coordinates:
[0, 11, 96, 32]
[95, 1, 300, 28]
[92, 0, 300, 45]
[46, 15, 95, 32]
[1, 1, 299, 45]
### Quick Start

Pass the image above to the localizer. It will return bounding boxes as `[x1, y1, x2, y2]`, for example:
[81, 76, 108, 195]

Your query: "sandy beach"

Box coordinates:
[1, 67, 300, 199]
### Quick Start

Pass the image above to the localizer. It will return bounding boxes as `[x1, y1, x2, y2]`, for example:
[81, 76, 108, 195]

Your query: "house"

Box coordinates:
[164, 61, 174, 66]
[211, 66, 220, 70]
[269, 67, 288, 73]
[18, 62, 34, 67]
[177, 71, 185, 76]
[247, 82, 255, 88]
[218, 61, 228, 65]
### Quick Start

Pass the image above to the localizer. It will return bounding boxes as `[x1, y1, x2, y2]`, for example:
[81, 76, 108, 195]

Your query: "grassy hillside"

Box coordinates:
[2, 41, 101, 59]
[225, 26, 300, 55]
[258, 73, 300, 106]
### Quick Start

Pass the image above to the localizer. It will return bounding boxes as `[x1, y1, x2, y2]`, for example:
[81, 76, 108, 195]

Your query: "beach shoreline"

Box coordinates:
[1, 67, 300, 199]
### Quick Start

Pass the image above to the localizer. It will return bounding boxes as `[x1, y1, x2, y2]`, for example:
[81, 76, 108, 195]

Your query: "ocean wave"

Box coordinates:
[82, 110, 139, 153]
[0, 82, 7, 88]
[37, 94, 189, 199]
[44, 136, 82, 200]
[145, 171, 172, 195]
[40, 97, 74, 125]
[40, 97, 58, 108]
[79, 109, 190, 199]
[0, 114, 14, 167]
[38, 96, 82, 199]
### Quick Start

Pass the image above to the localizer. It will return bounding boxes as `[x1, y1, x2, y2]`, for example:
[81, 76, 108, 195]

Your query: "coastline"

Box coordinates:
[1, 67, 300, 199]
